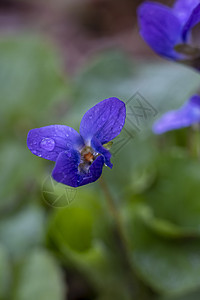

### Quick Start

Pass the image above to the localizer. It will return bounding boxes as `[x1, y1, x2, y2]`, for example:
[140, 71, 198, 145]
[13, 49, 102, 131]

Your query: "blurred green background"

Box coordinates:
[1, 0, 200, 299]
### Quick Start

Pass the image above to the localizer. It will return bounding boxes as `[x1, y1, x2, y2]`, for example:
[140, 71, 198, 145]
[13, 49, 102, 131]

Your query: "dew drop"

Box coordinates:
[40, 138, 55, 151]
[89, 115, 92, 119]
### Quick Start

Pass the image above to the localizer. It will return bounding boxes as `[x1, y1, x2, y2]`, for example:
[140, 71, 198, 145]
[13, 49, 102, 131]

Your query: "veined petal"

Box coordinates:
[173, 0, 200, 25]
[80, 97, 126, 145]
[52, 149, 81, 187]
[137, 1, 183, 59]
[52, 149, 104, 187]
[91, 137, 113, 169]
[153, 95, 200, 134]
[27, 125, 84, 161]
[182, 4, 200, 41]
[79, 156, 105, 187]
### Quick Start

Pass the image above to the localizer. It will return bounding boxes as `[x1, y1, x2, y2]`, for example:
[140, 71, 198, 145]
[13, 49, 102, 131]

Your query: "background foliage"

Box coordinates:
[1, 1, 200, 299]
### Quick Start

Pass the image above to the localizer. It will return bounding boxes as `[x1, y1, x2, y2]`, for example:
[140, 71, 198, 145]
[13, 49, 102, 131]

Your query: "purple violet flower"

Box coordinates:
[153, 95, 200, 134]
[137, 0, 200, 64]
[27, 97, 126, 187]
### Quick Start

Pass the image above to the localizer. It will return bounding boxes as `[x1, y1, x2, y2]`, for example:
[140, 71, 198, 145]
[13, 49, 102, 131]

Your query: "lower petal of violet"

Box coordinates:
[79, 156, 105, 187]
[52, 149, 81, 187]
[52, 148, 105, 187]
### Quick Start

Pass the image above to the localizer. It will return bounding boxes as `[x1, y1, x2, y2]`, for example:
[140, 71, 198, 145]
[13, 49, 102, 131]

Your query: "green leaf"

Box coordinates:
[0, 245, 12, 299]
[0, 34, 67, 133]
[50, 206, 94, 252]
[124, 151, 200, 295]
[134, 205, 190, 239]
[0, 205, 45, 260]
[145, 152, 200, 235]
[14, 249, 66, 300]
[159, 289, 200, 300]
[71, 51, 200, 121]
[47, 189, 136, 299]
[130, 213, 200, 296]
[0, 34, 69, 209]
[0, 142, 46, 210]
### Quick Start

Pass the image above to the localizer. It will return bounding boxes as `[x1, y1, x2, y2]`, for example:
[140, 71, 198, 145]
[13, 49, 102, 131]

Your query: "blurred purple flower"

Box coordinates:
[153, 95, 200, 134]
[27, 98, 126, 187]
[137, 0, 200, 62]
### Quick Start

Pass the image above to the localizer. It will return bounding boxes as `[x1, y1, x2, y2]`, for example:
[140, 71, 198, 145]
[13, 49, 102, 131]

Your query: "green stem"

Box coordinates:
[99, 177, 130, 253]
[99, 177, 150, 299]
[189, 124, 200, 159]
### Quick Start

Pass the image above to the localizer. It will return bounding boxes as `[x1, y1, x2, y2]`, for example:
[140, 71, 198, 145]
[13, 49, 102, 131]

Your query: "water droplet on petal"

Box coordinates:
[89, 115, 92, 119]
[40, 138, 55, 151]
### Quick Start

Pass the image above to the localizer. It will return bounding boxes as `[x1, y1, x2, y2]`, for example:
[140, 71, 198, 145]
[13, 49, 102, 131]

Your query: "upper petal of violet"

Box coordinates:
[153, 95, 200, 134]
[137, 1, 183, 59]
[79, 97, 126, 145]
[27, 125, 84, 161]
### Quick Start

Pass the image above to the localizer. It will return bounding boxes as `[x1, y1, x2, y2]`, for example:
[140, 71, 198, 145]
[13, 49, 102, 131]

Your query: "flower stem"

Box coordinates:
[99, 177, 148, 299]
[189, 124, 200, 159]
[99, 177, 130, 253]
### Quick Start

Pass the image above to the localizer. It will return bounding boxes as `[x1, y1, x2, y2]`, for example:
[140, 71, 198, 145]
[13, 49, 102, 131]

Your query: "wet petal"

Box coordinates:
[52, 149, 81, 187]
[79, 156, 105, 187]
[138, 1, 182, 59]
[52, 149, 104, 187]
[153, 95, 200, 134]
[27, 125, 84, 161]
[80, 97, 126, 145]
